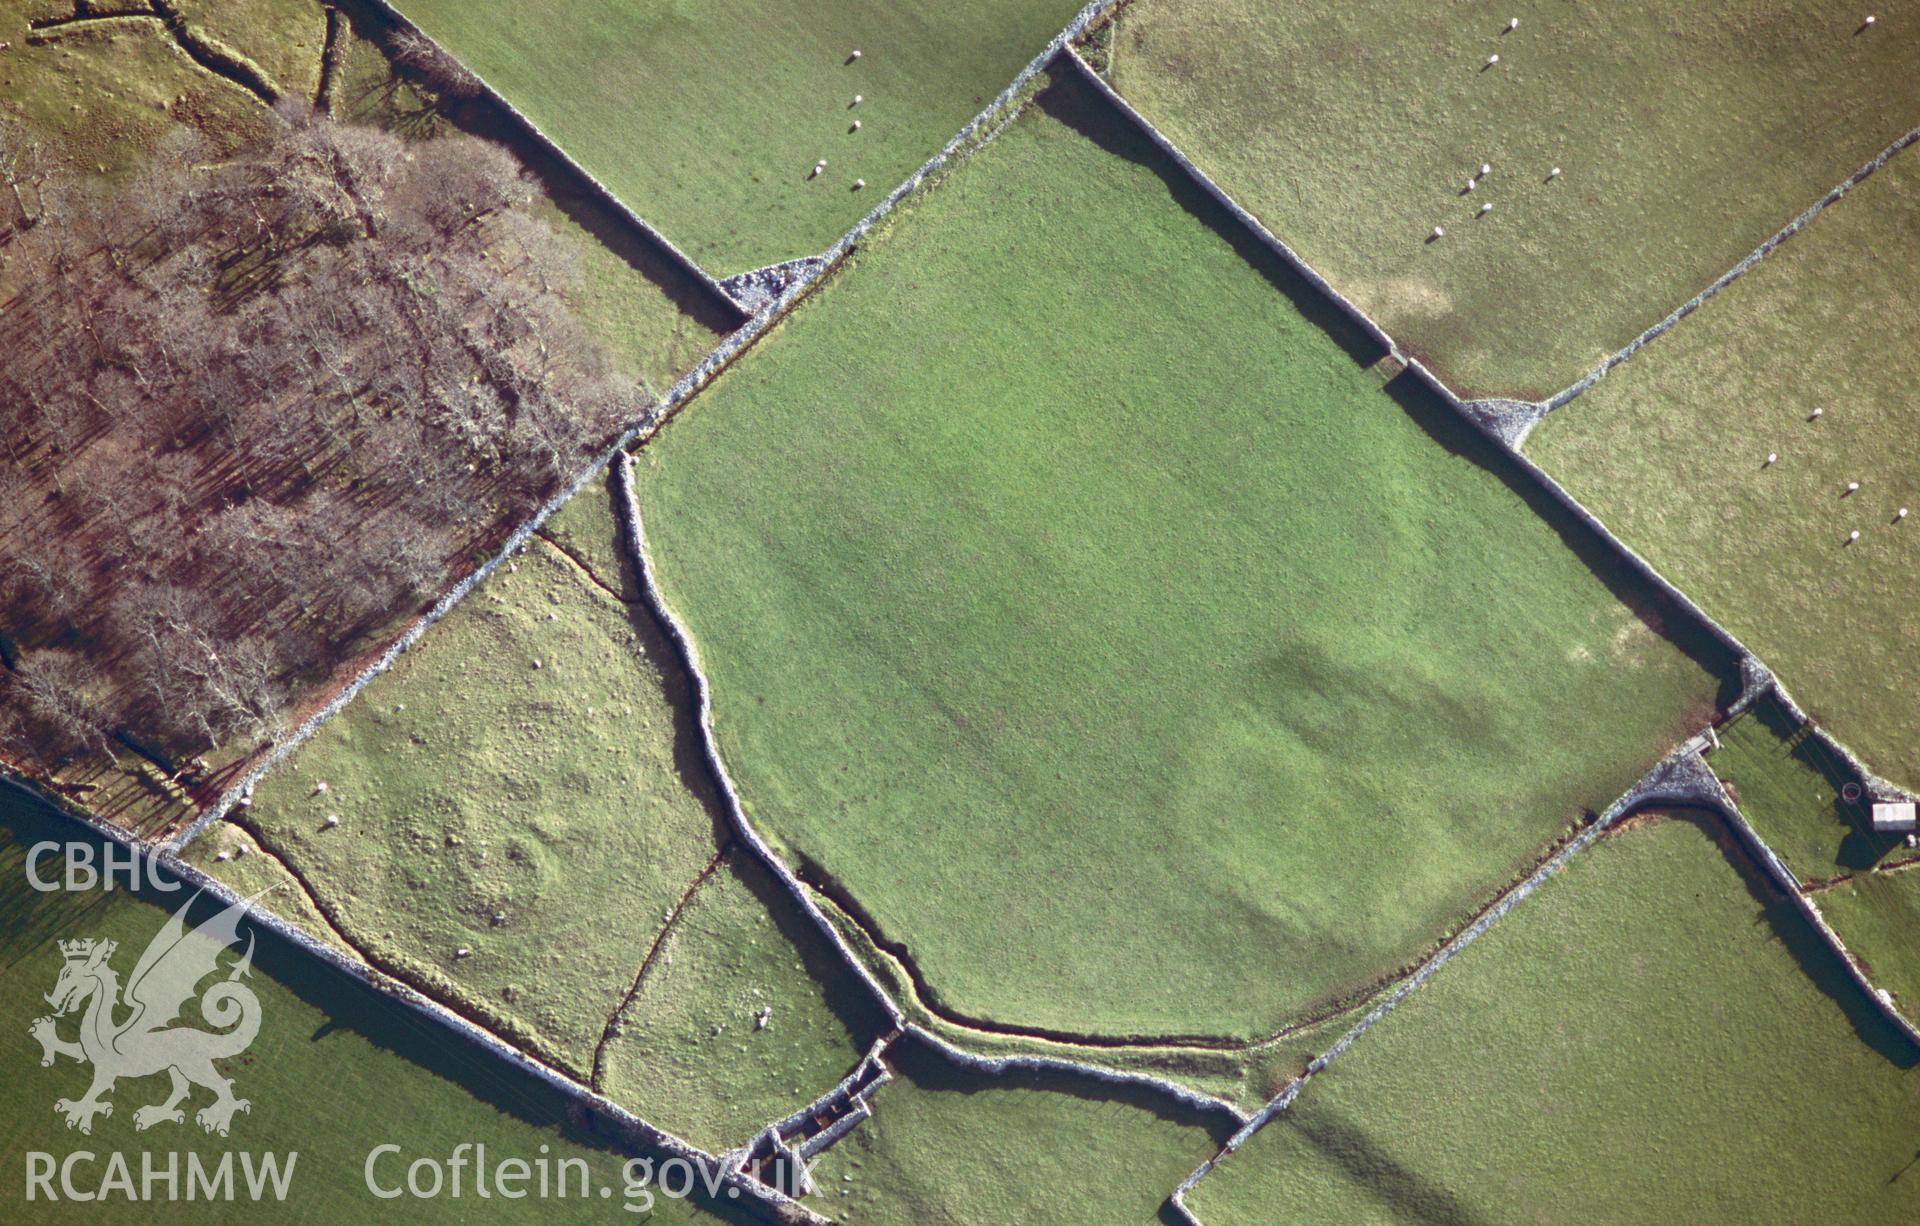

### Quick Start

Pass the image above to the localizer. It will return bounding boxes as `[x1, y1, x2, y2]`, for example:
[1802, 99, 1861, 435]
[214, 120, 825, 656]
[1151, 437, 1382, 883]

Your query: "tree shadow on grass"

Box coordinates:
[1032, 65, 1387, 370]
[332, 0, 744, 343]
[0, 784, 764, 1223]
[1677, 806, 1920, 1069]
[1383, 371, 1743, 712]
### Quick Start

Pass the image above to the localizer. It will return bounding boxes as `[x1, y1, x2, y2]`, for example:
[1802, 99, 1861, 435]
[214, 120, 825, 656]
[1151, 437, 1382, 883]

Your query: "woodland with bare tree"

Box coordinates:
[0, 103, 651, 780]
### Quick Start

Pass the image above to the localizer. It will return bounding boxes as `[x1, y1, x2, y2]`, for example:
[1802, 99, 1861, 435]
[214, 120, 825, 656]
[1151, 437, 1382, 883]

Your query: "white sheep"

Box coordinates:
[854, 178, 866, 189]
[1849, 530, 1862, 543]
[1900, 507, 1910, 520]
[1765, 452, 1778, 465]
[852, 119, 862, 130]
[1486, 54, 1500, 67]
[1479, 202, 1493, 214]
[1508, 17, 1519, 30]
[1432, 225, 1446, 239]
[1549, 167, 1562, 179]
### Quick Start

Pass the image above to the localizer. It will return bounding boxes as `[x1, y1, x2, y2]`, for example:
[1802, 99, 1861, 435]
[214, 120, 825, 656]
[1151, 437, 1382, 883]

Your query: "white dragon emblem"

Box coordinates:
[29, 891, 265, 1137]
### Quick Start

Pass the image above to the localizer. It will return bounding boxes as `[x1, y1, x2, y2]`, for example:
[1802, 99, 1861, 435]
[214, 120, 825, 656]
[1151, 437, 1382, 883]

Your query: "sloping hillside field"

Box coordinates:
[391, 0, 1087, 272]
[1187, 816, 1920, 1225]
[1105, 0, 1920, 398]
[633, 70, 1729, 1040]
[1527, 149, 1920, 792]
[0, 786, 727, 1224]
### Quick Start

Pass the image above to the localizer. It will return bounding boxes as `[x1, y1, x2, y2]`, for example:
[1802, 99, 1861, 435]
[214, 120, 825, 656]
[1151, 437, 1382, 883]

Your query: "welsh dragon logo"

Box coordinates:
[29, 892, 265, 1137]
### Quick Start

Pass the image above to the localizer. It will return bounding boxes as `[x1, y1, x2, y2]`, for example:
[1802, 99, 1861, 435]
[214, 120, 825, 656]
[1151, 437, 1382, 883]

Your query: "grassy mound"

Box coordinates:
[0, 786, 728, 1223]
[634, 71, 1727, 1038]
[245, 478, 729, 1074]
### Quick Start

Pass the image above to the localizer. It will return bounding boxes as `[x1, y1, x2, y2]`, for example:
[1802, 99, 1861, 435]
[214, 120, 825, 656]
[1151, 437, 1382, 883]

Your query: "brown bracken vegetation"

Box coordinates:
[0, 104, 651, 781]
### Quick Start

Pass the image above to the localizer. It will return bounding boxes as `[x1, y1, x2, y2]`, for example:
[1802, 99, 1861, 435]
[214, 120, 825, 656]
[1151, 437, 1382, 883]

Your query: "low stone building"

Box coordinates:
[1869, 800, 1916, 833]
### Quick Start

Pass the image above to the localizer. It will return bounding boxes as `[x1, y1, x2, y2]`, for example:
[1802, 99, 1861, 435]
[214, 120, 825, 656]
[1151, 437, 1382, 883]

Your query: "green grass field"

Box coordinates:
[390, 0, 1084, 273]
[808, 1037, 1227, 1224]
[1, 0, 728, 838]
[1528, 150, 1920, 791]
[242, 481, 729, 1073]
[182, 823, 360, 960]
[1707, 697, 1903, 878]
[1818, 868, 1920, 1027]
[1105, 0, 1920, 399]
[325, 0, 739, 395]
[240, 477, 877, 1142]
[634, 70, 1729, 1040]
[0, 787, 725, 1224]
[1187, 814, 1920, 1225]
[597, 849, 890, 1151]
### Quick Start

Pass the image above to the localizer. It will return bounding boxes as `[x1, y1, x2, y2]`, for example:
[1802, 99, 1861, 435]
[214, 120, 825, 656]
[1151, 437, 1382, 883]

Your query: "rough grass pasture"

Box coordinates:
[0, 5, 270, 175]
[0, 0, 726, 835]
[1707, 696, 1902, 878]
[0, 787, 724, 1224]
[809, 1036, 1228, 1225]
[635, 71, 1728, 1039]
[598, 849, 890, 1151]
[170, 0, 327, 99]
[183, 822, 361, 960]
[241, 477, 879, 1140]
[1187, 814, 1920, 1225]
[1106, 0, 1920, 398]
[390, 0, 1085, 273]
[331, 0, 741, 397]
[1528, 149, 1920, 790]
[244, 479, 729, 1074]
[1817, 868, 1920, 1027]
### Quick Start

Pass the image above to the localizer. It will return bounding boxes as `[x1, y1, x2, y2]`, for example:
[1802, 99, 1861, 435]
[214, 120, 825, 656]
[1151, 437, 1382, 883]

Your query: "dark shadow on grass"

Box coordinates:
[603, 470, 738, 861]
[1383, 370, 1743, 710]
[1290, 1108, 1486, 1226]
[1678, 806, 1920, 1068]
[1033, 66, 1387, 369]
[1749, 694, 1897, 871]
[729, 851, 897, 1050]
[890, 1029, 1240, 1149]
[331, 0, 743, 342]
[605, 462, 897, 1044]
[0, 784, 764, 1223]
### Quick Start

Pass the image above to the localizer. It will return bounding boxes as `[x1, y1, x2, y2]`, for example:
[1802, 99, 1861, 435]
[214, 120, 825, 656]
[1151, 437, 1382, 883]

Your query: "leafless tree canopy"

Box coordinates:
[0, 108, 649, 768]
[385, 27, 486, 99]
